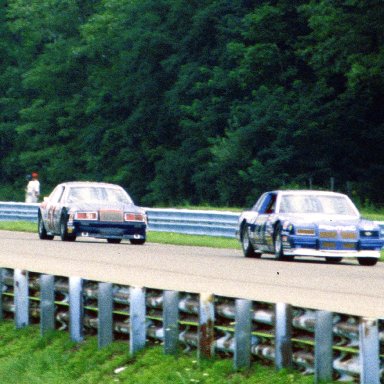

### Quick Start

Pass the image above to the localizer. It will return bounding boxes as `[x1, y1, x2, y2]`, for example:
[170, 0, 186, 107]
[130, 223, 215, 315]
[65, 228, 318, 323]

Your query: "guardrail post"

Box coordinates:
[198, 293, 215, 359]
[129, 286, 146, 355]
[40, 274, 55, 335]
[163, 290, 179, 355]
[14, 269, 29, 329]
[69, 277, 83, 342]
[98, 282, 113, 348]
[314, 310, 333, 383]
[359, 318, 379, 384]
[274, 302, 292, 370]
[0, 268, 3, 320]
[234, 299, 252, 370]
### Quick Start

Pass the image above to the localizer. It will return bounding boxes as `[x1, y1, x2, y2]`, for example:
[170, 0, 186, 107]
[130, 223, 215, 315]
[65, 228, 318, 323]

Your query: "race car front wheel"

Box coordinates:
[357, 257, 377, 266]
[241, 225, 261, 258]
[274, 226, 294, 261]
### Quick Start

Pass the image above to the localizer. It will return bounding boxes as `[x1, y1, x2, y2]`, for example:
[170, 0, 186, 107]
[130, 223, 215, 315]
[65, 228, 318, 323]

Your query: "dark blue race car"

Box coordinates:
[237, 190, 383, 266]
[38, 181, 147, 244]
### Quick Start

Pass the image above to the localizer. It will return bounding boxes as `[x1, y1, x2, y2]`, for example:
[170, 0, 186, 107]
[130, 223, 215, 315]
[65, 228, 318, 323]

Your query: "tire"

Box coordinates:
[325, 257, 342, 263]
[357, 257, 378, 266]
[60, 214, 76, 242]
[38, 213, 54, 240]
[107, 238, 122, 244]
[241, 225, 261, 258]
[130, 238, 146, 245]
[274, 226, 294, 261]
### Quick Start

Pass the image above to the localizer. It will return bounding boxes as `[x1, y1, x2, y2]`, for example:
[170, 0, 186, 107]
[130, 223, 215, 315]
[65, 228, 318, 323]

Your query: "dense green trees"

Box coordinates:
[0, 0, 383, 207]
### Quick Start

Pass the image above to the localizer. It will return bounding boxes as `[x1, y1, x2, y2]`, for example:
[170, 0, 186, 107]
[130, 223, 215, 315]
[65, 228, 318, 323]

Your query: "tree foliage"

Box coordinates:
[0, 0, 383, 206]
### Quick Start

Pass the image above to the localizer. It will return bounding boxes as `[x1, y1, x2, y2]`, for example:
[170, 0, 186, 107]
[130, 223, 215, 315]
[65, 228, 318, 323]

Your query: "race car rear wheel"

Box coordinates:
[241, 225, 261, 258]
[60, 214, 76, 242]
[107, 238, 122, 244]
[38, 212, 54, 240]
[130, 239, 146, 245]
[357, 257, 378, 266]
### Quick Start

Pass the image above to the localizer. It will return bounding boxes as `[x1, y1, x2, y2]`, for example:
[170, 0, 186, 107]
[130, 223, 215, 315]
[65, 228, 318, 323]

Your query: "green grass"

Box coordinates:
[0, 221, 37, 233]
[360, 211, 384, 221]
[147, 231, 240, 249]
[0, 321, 339, 384]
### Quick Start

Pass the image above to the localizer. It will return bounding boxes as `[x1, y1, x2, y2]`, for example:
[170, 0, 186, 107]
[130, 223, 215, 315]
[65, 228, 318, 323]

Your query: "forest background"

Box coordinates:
[0, 0, 383, 208]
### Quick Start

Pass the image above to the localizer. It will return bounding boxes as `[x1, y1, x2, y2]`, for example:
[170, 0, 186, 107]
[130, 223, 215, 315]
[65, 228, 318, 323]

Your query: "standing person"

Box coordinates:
[24, 174, 32, 202]
[25, 172, 40, 203]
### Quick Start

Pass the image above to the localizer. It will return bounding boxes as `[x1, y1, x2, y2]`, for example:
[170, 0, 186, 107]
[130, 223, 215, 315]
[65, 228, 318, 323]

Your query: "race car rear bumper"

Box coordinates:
[68, 220, 146, 240]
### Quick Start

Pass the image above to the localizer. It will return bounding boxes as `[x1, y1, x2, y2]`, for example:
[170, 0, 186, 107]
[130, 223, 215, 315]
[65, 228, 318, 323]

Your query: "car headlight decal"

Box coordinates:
[296, 228, 316, 236]
[360, 230, 379, 238]
[282, 221, 293, 232]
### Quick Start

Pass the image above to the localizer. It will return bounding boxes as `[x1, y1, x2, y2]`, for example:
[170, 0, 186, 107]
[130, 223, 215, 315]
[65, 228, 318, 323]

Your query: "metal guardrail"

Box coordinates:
[1, 268, 383, 383]
[374, 221, 384, 237]
[146, 208, 239, 237]
[0, 202, 39, 222]
[0, 202, 240, 238]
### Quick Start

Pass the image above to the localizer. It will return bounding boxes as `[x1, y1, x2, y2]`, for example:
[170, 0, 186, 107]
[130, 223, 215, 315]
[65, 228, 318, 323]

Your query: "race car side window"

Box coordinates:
[252, 193, 268, 212]
[256, 193, 277, 214]
[49, 186, 65, 203]
[252, 193, 277, 213]
[265, 195, 276, 213]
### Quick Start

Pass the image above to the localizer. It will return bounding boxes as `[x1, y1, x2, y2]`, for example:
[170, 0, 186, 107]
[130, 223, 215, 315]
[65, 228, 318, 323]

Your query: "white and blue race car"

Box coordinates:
[237, 190, 383, 266]
[38, 181, 147, 244]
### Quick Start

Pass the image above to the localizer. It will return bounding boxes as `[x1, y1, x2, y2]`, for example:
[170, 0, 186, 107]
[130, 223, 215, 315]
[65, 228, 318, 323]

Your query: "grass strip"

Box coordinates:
[147, 231, 240, 249]
[0, 321, 339, 384]
[0, 221, 37, 233]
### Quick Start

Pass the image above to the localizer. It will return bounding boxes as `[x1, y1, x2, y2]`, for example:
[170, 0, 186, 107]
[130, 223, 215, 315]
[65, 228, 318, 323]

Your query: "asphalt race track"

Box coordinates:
[0, 230, 383, 319]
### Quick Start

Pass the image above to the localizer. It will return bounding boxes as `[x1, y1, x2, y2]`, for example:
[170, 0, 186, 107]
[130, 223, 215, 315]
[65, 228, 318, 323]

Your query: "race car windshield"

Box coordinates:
[279, 195, 357, 215]
[67, 187, 132, 204]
